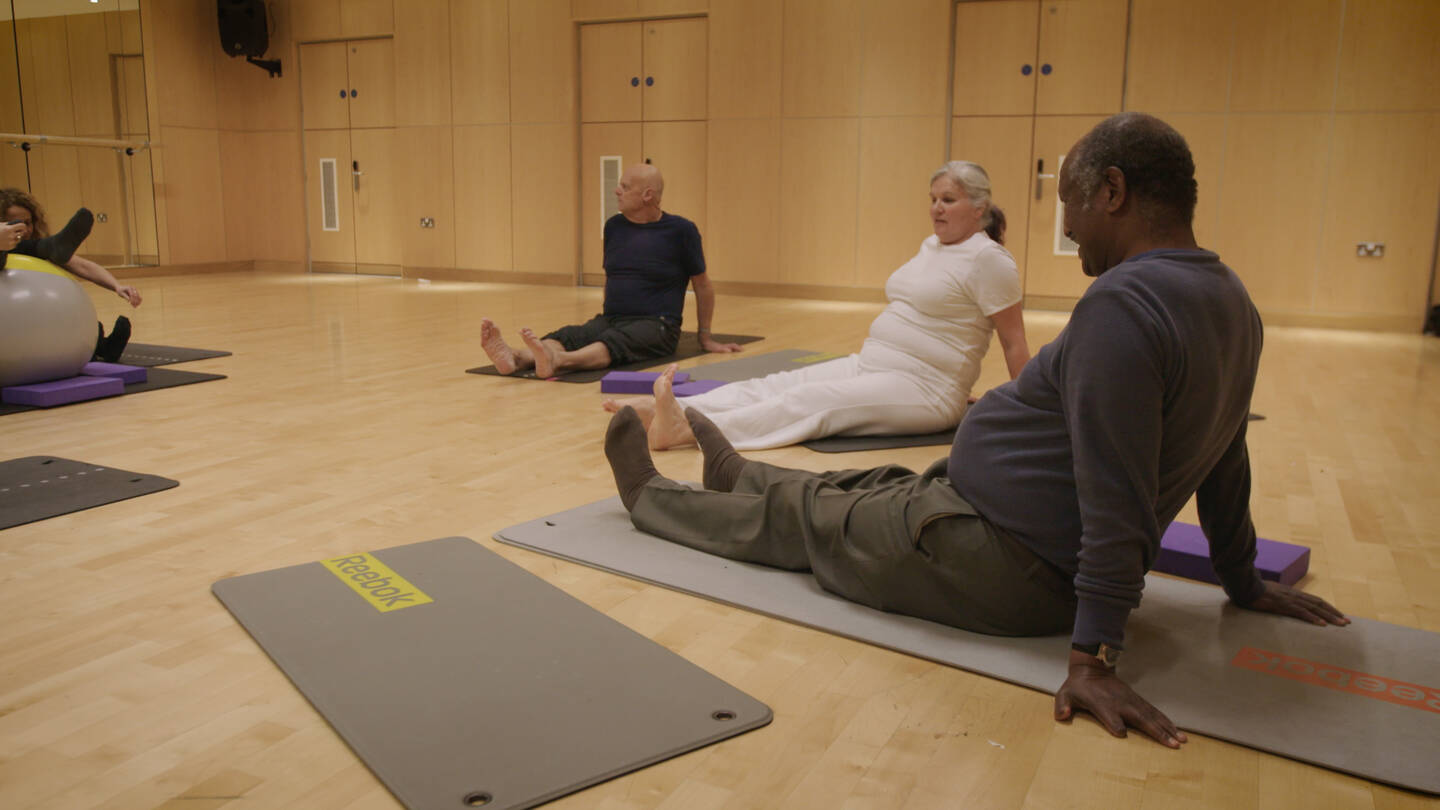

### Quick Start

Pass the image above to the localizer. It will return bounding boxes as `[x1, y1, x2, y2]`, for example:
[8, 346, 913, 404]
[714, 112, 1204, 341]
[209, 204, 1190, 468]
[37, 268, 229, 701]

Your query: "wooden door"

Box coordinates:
[580, 123, 643, 280]
[349, 127, 401, 274]
[951, 116, 1036, 279]
[1033, 0, 1127, 115]
[304, 129, 357, 270]
[580, 23, 643, 123]
[952, 0, 1039, 117]
[346, 39, 396, 129]
[1023, 115, 1105, 301]
[301, 42, 351, 130]
[642, 18, 707, 121]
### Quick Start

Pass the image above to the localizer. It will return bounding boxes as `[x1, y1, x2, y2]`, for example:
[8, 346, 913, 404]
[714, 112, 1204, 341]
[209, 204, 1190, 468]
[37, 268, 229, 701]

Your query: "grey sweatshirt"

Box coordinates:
[948, 248, 1267, 648]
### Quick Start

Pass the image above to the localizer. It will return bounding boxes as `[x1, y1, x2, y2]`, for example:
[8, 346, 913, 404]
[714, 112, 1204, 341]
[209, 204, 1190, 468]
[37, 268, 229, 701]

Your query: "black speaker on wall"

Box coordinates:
[218, 0, 282, 77]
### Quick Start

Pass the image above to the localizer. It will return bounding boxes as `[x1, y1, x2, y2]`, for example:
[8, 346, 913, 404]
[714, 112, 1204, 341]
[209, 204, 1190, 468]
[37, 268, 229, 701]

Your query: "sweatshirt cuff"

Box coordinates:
[1219, 565, 1267, 606]
[1071, 596, 1134, 650]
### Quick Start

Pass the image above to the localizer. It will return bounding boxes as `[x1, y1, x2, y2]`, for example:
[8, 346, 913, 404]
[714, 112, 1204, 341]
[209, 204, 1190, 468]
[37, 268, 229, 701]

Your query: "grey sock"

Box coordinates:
[685, 407, 748, 493]
[605, 407, 662, 511]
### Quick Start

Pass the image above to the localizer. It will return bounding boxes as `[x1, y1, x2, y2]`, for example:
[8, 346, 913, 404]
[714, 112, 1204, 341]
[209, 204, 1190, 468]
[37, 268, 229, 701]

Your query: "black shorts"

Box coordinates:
[543, 314, 680, 366]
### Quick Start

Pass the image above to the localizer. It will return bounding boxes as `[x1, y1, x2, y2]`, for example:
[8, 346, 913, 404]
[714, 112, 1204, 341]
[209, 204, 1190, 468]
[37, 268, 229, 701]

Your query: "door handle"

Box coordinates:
[353, 160, 362, 192]
[1035, 158, 1056, 200]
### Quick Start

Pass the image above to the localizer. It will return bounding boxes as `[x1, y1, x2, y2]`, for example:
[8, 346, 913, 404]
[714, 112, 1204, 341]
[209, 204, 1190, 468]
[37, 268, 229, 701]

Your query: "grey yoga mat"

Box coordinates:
[118, 343, 232, 366]
[213, 537, 772, 810]
[495, 497, 1440, 796]
[466, 332, 764, 382]
[0, 456, 178, 530]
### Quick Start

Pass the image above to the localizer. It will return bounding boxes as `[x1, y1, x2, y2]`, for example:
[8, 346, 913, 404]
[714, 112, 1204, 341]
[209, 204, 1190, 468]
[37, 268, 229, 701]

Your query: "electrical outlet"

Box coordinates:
[419, 217, 435, 229]
[1356, 242, 1385, 258]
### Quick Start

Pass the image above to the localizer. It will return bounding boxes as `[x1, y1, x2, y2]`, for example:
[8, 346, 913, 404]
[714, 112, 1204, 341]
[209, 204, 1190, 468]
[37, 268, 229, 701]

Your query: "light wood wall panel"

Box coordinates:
[75, 147, 127, 256]
[147, 0, 219, 130]
[350, 126, 402, 270]
[1215, 114, 1331, 314]
[291, 0, 342, 42]
[1316, 113, 1440, 320]
[66, 14, 116, 137]
[510, 0, 575, 124]
[1230, 0, 1343, 112]
[642, 18, 707, 121]
[107, 9, 144, 55]
[1022, 115, 1104, 300]
[220, 130, 257, 260]
[117, 55, 148, 135]
[16, 17, 78, 135]
[126, 148, 159, 259]
[303, 128, 356, 266]
[1033, 0, 1126, 116]
[1124, 0, 1234, 113]
[858, 0, 950, 117]
[778, 117, 860, 286]
[398, 125, 456, 269]
[781, 0, 862, 118]
[451, 0, 511, 125]
[300, 42, 351, 129]
[950, 115, 1035, 277]
[246, 131, 306, 262]
[572, 0, 709, 15]
[709, 0, 782, 119]
[346, 39, 396, 129]
[395, 0, 452, 126]
[952, 0, 1038, 117]
[0, 23, 25, 185]
[1160, 114, 1226, 252]
[453, 124, 514, 270]
[1335, 0, 1440, 112]
[579, 123, 642, 276]
[855, 116, 946, 288]
[341, 0, 395, 38]
[24, 147, 82, 225]
[511, 122, 578, 275]
[644, 120, 707, 231]
[581, 22, 644, 122]
[157, 126, 227, 264]
[704, 118, 780, 284]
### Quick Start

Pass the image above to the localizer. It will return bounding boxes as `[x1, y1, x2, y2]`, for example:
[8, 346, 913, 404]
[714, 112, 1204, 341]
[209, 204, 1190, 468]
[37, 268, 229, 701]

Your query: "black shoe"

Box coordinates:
[95, 316, 131, 363]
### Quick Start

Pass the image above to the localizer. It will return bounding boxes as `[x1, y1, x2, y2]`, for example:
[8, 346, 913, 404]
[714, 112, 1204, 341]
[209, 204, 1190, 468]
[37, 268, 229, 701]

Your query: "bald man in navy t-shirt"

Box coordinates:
[480, 164, 743, 378]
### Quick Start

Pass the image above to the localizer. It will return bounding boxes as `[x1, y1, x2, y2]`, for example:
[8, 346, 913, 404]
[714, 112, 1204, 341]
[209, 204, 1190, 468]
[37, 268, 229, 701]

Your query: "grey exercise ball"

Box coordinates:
[0, 257, 98, 388]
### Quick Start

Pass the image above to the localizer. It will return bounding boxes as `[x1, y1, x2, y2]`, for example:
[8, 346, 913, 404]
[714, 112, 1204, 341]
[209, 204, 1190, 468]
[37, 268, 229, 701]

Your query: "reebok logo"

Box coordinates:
[1231, 646, 1440, 715]
[323, 553, 434, 613]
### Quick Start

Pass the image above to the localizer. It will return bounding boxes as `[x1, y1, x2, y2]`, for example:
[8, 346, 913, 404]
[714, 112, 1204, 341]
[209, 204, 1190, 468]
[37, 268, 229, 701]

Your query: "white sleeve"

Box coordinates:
[967, 245, 1022, 317]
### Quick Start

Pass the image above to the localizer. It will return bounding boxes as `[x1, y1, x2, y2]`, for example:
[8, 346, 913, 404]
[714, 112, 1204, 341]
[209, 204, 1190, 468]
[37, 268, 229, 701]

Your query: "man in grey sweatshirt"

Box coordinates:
[603, 112, 1349, 747]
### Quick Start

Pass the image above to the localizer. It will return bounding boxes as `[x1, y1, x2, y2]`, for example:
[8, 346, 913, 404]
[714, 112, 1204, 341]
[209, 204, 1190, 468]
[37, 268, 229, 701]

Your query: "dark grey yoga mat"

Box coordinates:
[0, 456, 177, 530]
[0, 368, 227, 416]
[466, 332, 764, 382]
[118, 343, 232, 366]
[213, 537, 771, 810]
[495, 497, 1440, 796]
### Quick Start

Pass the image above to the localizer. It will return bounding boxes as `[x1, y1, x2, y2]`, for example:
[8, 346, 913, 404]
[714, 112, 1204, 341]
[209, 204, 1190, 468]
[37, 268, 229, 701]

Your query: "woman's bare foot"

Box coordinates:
[520, 328, 558, 378]
[648, 364, 696, 450]
[602, 396, 656, 428]
[480, 318, 522, 375]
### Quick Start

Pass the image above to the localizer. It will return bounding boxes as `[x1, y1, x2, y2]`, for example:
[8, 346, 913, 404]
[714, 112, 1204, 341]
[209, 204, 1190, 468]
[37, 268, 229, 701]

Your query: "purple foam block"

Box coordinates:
[2, 375, 124, 407]
[1155, 521, 1310, 587]
[672, 379, 728, 397]
[81, 361, 148, 384]
[599, 370, 690, 394]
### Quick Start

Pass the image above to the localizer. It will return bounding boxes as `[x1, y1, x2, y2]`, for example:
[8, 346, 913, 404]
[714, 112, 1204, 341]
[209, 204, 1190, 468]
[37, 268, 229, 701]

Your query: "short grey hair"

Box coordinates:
[931, 160, 1000, 237]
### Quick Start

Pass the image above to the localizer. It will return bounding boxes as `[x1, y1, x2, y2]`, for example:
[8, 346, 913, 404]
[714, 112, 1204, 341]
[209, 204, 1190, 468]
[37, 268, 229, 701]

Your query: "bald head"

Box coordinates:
[616, 163, 665, 223]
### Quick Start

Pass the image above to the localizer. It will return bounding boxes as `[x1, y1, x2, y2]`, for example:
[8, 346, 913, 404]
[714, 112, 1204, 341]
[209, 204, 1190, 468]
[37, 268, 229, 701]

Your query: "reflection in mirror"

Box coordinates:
[1, 0, 158, 266]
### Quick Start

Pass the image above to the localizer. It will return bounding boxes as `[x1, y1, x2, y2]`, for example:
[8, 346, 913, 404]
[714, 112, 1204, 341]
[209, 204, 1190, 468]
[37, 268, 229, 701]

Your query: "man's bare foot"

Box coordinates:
[648, 364, 696, 450]
[602, 396, 656, 428]
[481, 318, 522, 375]
[520, 328, 558, 378]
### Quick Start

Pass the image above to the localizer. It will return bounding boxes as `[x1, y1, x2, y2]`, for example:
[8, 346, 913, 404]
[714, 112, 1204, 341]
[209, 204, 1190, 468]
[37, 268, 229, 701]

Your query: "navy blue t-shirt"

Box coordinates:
[602, 213, 705, 324]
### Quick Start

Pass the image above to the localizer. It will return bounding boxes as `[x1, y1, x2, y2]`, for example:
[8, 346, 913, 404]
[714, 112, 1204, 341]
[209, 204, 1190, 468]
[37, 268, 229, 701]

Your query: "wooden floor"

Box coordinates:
[2, 270, 1438, 810]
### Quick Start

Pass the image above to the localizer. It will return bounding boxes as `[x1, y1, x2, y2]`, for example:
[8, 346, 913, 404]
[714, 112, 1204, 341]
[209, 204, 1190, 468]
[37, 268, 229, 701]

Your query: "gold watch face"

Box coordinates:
[1097, 643, 1121, 667]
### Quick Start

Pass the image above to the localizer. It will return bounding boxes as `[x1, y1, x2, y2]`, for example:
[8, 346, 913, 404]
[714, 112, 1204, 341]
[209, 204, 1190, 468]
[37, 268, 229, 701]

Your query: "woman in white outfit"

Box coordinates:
[612, 160, 1031, 452]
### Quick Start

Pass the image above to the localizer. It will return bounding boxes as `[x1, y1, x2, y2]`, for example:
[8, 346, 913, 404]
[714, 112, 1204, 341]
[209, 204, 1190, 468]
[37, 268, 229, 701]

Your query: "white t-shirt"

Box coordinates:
[859, 231, 1021, 400]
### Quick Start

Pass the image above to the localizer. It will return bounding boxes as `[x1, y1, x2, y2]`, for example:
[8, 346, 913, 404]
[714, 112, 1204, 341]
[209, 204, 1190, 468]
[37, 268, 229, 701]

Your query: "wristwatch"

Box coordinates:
[1072, 641, 1121, 669]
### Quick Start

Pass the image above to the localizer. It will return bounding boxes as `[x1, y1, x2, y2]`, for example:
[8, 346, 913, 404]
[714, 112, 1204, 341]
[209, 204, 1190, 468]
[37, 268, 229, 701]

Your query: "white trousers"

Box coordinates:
[684, 354, 965, 450]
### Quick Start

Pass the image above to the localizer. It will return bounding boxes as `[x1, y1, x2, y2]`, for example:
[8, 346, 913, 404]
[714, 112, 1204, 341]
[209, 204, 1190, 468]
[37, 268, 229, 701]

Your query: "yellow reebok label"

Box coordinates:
[324, 553, 434, 613]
